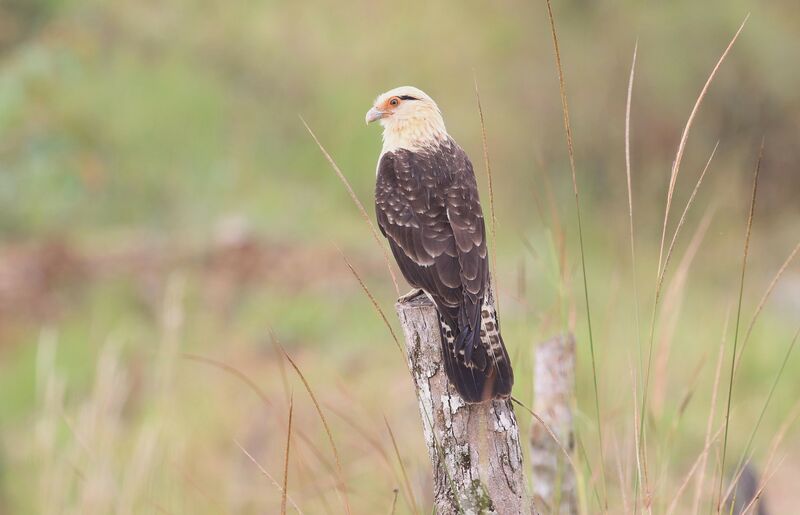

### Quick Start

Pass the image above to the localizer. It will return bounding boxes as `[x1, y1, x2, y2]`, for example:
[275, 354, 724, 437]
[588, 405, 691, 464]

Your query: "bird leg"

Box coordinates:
[397, 288, 425, 303]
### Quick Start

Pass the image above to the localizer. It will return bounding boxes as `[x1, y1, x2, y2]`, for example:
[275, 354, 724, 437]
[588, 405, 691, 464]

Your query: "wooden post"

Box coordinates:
[396, 293, 533, 515]
[530, 334, 577, 515]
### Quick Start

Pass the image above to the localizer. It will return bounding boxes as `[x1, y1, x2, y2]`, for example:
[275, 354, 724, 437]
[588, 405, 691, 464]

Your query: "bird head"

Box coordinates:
[366, 86, 447, 152]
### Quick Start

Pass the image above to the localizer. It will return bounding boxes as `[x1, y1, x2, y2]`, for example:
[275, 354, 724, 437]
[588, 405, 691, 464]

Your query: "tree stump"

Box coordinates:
[530, 334, 577, 515]
[396, 293, 533, 514]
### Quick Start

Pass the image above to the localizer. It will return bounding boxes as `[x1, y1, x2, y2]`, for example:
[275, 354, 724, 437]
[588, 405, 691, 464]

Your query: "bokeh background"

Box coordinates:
[1, 0, 798, 513]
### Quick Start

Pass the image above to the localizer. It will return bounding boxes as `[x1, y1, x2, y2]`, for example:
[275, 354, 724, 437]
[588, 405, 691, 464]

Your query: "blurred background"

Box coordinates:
[0, 0, 798, 513]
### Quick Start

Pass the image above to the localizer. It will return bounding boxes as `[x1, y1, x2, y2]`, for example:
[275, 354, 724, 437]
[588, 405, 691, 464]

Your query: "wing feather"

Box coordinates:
[375, 141, 511, 402]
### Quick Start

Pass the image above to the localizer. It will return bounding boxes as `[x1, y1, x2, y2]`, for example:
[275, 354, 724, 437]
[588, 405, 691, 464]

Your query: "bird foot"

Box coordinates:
[397, 288, 425, 303]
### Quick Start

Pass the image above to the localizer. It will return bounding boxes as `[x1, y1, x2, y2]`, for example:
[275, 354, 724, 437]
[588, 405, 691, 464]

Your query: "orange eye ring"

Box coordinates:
[389, 97, 399, 106]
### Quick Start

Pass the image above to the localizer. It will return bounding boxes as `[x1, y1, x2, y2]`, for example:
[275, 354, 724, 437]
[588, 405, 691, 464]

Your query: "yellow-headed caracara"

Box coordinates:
[366, 86, 513, 403]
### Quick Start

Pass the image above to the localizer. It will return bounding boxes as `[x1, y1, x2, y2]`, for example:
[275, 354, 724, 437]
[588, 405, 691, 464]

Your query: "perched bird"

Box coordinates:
[366, 86, 514, 403]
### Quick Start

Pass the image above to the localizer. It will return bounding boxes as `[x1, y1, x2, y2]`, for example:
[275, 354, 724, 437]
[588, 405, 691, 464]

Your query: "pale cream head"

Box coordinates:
[366, 86, 447, 153]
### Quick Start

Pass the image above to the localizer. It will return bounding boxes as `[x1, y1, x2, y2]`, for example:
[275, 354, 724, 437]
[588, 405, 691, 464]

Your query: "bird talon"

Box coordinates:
[397, 288, 425, 303]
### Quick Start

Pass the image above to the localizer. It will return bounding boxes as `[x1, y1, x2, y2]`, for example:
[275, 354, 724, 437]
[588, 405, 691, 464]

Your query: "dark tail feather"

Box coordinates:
[438, 313, 514, 403]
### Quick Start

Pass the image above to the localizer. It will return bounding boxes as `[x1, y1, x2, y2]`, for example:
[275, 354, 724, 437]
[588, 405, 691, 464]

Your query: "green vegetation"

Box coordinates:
[0, 0, 798, 513]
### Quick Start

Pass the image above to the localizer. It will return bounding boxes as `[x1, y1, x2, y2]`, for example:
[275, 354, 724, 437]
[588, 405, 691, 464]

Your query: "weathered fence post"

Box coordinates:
[530, 334, 577, 515]
[396, 293, 533, 514]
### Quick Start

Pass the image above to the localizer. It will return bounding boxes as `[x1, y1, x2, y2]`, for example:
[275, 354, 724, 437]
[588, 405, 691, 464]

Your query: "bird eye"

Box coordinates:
[389, 97, 399, 106]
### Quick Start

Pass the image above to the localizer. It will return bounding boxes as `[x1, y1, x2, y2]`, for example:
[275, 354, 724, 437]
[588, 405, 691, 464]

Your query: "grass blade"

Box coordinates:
[235, 439, 303, 514]
[282, 393, 294, 515]
[665, 424, 724, 515]
[612, 433, 630, 514]
[735, 240, 800, 374]
[640, 12, 749, 488]
[336, 247, 403, 354]
[301, 116, 400, 295]
[511, 396, 584, 492]
[182, 353, 272, 408]
[656, 15, 750, 275]
[277, 341, 352, 515]
[629, 355, 645, 514]
[542, 0, 606, 505]
[652, 209, 714, 419]
[660, 143, 719, 283]
[724, 327, 799, 507]
[640, 20, 749, 480]
[624, 45, 649, 510]
[625, 38, 643, 403]
[383, 415, 420, 515]
[183, 352, 338, 475]
[473, 72, 500, 312]
[739, 455, 785, 515]
[691, 313, 729, 514]
[717, 141, 763, 511]
[641, 144, 718, 429]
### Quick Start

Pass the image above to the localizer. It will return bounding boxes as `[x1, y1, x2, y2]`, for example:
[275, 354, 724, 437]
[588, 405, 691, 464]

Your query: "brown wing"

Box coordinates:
[374, 143, 487, 328]
[443, 146, 489, 336]
[375, 141, 510, 402]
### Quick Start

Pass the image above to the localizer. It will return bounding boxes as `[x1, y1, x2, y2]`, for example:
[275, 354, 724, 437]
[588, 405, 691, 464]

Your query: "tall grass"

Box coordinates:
[717, 142, 762, 511]
[301, 117, 401, 296]
[638, 18, 749, 510]
[281, 393, 294, 515]
[33, 276, 186, 514]
[473, 73, 501, 311]
[277, 342, 352, 515]
[543, 0, 607, 506]
[624, 43, 646, 507]
[16, 6, 799, 515]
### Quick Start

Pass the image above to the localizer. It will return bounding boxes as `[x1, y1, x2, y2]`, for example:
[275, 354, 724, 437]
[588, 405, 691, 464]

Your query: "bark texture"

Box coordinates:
[396, 293, 533, 515]
[529, 334, 577, 515]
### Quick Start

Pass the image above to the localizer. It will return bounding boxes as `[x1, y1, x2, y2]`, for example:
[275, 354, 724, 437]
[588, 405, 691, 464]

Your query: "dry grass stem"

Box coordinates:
[718, 140, 762, 511]
[235, 441, 303, 513]
[300, 116, 400, 295]
[336, 247, 403, 354]
[640, 31, 746, 485]
[325, 403, 393, 473]
[660, 143, 719, 283]
[624, 37, 643, 410]
[734, 405, 797, 515]
[739, 455, 785, 515]
[656, 15, 750, 274]
[543, 0, 606, 504]
[183, 351, 339, 477]
[640, 139, 720, 495]
[691, 316, 729, 515]
[389, 489, 399, 515]
[652, 208, 714, 416]
[725, 327, 799, 507]
[271, 336, 292, 405]
[759, 400, 800, 485]
[182, 353, 273, 407]
[511, 397, 582, 484]
[473, 72, 500, 312]
[383, 416, 420, 515]
[277, 342, 352, 515]
[612, 433, 630, 514]
[629, 355, 645, 513]
[665, 424, 725, 515]
[735, 240, 800, 373]
[282, 393, 294, 515]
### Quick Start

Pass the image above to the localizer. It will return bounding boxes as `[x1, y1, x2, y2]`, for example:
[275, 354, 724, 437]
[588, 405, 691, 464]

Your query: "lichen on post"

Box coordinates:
[395, 293, 533, 515]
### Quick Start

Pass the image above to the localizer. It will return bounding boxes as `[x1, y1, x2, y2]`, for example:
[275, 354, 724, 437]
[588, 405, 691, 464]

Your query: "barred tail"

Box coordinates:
[438, 300, 514, 403]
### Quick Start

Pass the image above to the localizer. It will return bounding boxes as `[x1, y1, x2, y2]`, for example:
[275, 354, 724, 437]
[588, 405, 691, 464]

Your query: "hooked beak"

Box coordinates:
[365, 106, 387, 125]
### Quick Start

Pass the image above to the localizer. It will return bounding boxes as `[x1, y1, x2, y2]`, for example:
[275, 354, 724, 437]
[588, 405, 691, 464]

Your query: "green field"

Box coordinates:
[1, 0, 798, 513]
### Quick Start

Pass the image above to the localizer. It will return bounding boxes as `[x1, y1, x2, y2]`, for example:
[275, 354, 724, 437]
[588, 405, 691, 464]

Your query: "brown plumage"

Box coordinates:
[368, 86, 513, 403]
